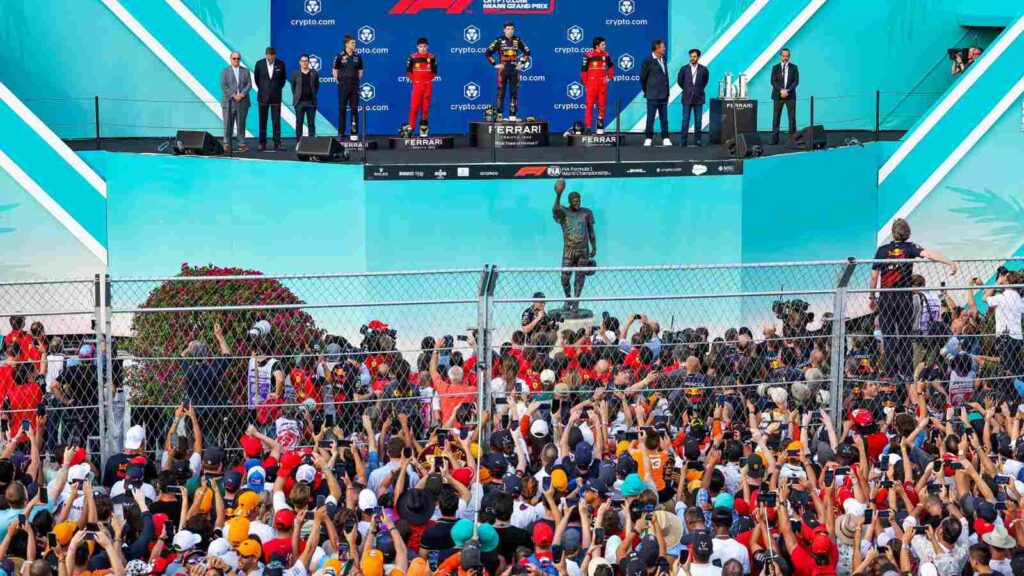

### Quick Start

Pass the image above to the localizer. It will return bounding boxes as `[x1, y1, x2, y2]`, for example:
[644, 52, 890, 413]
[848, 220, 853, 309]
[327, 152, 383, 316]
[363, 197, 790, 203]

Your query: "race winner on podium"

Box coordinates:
[485, 21, 530, 121]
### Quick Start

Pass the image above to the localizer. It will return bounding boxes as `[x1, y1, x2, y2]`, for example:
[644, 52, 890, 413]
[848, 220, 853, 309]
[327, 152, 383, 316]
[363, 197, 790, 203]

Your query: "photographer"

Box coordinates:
[522, 292, 548, 335]
[245, 320, 286, 411]
[974, 268, 1023, 381]
[951, 46, 982, 75]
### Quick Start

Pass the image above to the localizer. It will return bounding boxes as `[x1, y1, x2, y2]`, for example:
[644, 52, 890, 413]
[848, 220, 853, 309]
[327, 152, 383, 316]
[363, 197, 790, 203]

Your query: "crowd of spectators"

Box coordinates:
[0, 252, 1021, 576]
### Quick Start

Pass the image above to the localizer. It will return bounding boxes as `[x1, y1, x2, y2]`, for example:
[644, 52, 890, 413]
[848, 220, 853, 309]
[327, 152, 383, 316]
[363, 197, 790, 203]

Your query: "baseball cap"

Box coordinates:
[295, 464, 316, 485]
[274, 509, 296, 530]
[223, 470, 243, 492]
[811, 533, 832, 555]
[246, 466, 267, 491]
[240, 435, 263, 458]
[550, 468, 568, 491]
[574, 442, 594, 469]
[226, 517, 250, 546]
[503, 474, 524, 496]
[203, 447, 226, 468]
[358, 488, 378, 511]
[124, 425, 145, 451]
[237, 539, 262, 558]
[713, 493, 734, 510]
[532, 522, 554, 547]
[234, 490, 260, 515]
[540, 369, 556, 385]
[692, 530, 713, 557]
[530, 419, 550, 438]
[172, 530, 202, 552]
[621, 473, 645, 497]
[53, 521, 77, 546]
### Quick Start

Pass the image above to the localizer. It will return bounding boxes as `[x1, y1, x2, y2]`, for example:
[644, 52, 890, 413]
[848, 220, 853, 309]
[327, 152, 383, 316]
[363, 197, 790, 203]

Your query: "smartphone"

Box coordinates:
[932, 460, 943, 473]
[823, 469, 835, 487]
[565, 498, 579, 508]
[402, 446, 413, 459]
[86, 523, 99, 532]
[164, 522, 175, 539]
[543, 477, 552, 491]
[914, 526, 927, 535]
[339, 544, 350, 562]
[551, 545, 564, 564]
[609, 500, 623, 510]
[182, 396, 191, 409]
[879, 457, 889, 472]
[996, 475, 1011, 485]
[83, 533, 96, 542]
[996, 502, 1009, 511]
[459, 428, 471, 440]
[679, 549, 689, 563]
[881, 479, 894, 488]
[715, 395, 726, 405]
[949, 462, 964, 470]
[47, 533, 57, 548]
[494, 396, 508, 406]
[551, 398, 562, 413]
[435, 429, 449, 444]
[757, 492, 777, 506]
[926, 483, 940, 493]
[319, 440, 335, 449]
[20, 420, 29, 432]
[39, 488, 48, 504]
[17, 514, 25, 526]
[36, 404, 46, 416]
[428, 550, 440, 571]
[500, 415, 510, 429]
[863, 509, 874, 524]
[373, 506, 383, 520]
[338, 439, 353, 448]
[325, 413, 335, 428]
[835, 467, 850, 476]
[594, 528, 605, 546]
[434, 458, 444, 473]
[316, 495, 326, 508]
[878, 510, 891, 520]
[644, 503, 655, 514]
[623, 430, 639, 442]
[690, 461, 705, 472]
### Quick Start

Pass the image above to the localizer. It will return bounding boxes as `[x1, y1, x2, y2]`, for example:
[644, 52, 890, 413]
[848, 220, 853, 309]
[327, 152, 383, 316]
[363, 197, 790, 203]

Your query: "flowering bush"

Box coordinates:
[129, 263, 324, 406]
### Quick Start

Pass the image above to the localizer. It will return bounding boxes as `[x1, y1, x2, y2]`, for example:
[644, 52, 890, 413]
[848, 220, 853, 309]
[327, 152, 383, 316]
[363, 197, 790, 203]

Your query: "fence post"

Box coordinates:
[94, 96, 101, 151]
[361, 106, 367, 164]
[615, 99, 621, 164]
[93, 274, 107, 464]
[829, 258, 857, 421]
[874, 90, 881, 141]
[476, 266, 497, 440]
[103, 274, 121, 464]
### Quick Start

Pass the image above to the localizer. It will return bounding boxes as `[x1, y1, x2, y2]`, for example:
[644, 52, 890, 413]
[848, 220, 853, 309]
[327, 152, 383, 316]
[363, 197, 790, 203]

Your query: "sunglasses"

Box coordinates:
[231, 57, 240, 61]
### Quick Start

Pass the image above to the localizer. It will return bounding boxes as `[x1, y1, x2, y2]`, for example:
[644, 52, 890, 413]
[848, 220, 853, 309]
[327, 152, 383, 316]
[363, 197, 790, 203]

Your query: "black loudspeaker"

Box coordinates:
[787, 125, 826, 150]
[173, 130, 223, 155]
[296, 136, 348, 162]
[728, 132, 763, 158]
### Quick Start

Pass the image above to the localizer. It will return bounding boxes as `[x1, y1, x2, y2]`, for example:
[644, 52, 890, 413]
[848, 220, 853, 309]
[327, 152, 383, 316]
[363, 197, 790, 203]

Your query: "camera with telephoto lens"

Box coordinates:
[540, 309, 563, 329]
[772, 298, 813, 322]
[246, 320, 272, 345]
[947, 47, 968, 61]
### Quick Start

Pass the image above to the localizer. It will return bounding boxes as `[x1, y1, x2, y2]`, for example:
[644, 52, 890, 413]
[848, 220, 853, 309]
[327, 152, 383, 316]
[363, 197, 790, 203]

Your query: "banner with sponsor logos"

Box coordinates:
[271, 0, 666, 134]
[363, 160, 743, 180]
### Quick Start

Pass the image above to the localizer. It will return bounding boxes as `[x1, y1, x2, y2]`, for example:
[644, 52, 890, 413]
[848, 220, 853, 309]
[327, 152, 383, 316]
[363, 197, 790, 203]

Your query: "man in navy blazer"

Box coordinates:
[676, 48, 710, 146]
[770, 48, 799, 144]
[639, 39, 671, 146]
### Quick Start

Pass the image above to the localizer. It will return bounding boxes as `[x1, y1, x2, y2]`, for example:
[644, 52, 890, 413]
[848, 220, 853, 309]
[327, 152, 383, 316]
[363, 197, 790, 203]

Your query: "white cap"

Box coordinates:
[124, 425, 145, 451]
[540, 369, 556, 384]
[173, 530, 202, 551]
[768, 387, 788, 405]
[842, 497, 866, 516]
[530, 418, 550, 438]
[358, 488, 377, 511]
[69, 463, 91, 483]
[207, 537, 231, 557]
[295, 464, 317, 485]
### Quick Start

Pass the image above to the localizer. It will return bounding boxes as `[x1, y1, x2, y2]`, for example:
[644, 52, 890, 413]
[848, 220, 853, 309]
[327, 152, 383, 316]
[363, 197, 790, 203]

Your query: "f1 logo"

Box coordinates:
[389, 0, 472, 14]
[514, 166, 548, 177]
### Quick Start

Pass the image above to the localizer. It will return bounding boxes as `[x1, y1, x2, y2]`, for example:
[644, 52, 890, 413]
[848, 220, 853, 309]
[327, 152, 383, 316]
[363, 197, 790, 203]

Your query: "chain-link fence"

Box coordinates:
[1, 258, 1021, 464]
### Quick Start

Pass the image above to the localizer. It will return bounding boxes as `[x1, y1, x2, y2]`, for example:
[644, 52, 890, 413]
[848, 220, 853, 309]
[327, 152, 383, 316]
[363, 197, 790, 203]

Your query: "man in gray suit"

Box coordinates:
[220, 51, 251, 151]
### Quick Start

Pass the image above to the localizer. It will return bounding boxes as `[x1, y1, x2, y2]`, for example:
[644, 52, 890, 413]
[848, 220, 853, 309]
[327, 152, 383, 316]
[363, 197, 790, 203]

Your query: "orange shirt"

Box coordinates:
[431, 371, 477, 424]
[629, 449, 669, 491]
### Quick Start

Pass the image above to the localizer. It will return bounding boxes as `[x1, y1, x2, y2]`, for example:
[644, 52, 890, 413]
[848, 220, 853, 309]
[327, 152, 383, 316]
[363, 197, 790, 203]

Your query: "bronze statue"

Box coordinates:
[552, 178, 596, 312]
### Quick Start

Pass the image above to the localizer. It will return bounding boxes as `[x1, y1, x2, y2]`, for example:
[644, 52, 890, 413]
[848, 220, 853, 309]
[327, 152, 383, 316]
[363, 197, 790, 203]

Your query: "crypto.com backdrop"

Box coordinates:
[271, 0, 667, 134]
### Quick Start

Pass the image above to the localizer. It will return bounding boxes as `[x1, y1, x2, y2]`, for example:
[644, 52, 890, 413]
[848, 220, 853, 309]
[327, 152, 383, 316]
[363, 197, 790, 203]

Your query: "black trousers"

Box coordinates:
[879, 292, 914, 382]
[771, 98, 796, 144]
[644, 98, 669, 139]
[496, 66, 520, 116]
[258, 102, 282, 146]
[339, 82, 359, 135]
[295, 102, 316, 139]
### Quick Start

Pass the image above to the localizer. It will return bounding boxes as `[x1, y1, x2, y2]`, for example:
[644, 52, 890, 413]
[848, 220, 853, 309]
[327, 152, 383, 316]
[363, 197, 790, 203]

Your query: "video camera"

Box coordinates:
[771, 298, 813, 323]
[947, 47, 968, 61]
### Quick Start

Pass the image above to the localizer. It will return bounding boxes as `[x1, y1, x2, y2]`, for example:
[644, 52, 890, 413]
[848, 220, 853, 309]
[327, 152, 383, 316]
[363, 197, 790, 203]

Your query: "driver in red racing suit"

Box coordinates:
[581, 37, 614, 134]
[406, 37, 437, 136]
[485, 22, 530, 121]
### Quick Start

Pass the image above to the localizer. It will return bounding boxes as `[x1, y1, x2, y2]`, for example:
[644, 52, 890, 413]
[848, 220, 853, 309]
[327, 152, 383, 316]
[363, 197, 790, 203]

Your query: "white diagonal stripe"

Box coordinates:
[629, 0, 770, 133]
[877, 72, 1024, 244]
[877, 15, 1024, 185]
[100, 0, 253, 138]
[163, 0, 304, 131]
[0, 149, 107, 264]
[0, 82, 107, 198]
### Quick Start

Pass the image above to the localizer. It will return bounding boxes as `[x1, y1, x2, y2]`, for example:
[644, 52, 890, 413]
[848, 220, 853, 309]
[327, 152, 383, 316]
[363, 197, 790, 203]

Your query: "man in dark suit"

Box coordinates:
[253, 47, 286, 151]
[639, 39, 671, 146]
[677, 48, 710, 146]
[770, 48, 799, 145]
[290, 54, 319, 142]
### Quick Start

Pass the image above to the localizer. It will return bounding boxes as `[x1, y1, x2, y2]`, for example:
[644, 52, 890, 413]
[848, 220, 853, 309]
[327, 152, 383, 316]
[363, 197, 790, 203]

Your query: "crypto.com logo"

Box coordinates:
[566, 82, 584, 100]
[463, 25, 480, 43]
[519, 58, 532, 71]
[389, 0, 472, 14]
[359, 83, 376, 101]
[567, 25, 584, 44]
[307, 55, 322, 71]
[463, 82, 481, 101]
[617, 53, 634, 72]
[304, 0, 321, 16]
[618, 0, 635, 16]
[358, 26, 376, 44]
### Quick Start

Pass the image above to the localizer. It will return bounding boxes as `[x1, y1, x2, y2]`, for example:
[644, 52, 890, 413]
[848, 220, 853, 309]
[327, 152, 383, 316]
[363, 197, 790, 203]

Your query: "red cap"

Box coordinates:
[974, 518, 995, 536]
[67, 447, 88, 467]
[274, 509, 297, 529]
[367, 320, 389, 330]
[851, 409, 873, 426]
[257, 397, 282, 425]
[811, 533, 832, 555]
[532, 522, 554, 547]
[280, 451, 301, 471]
[734, 499, 750, 516]
[240, 435, 263, 458]
[129, 455, 148, 466]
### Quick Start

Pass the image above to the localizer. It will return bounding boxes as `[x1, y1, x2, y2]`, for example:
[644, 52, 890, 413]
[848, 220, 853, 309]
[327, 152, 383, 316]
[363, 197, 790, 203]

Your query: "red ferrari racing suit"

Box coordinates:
[406, 51, 437, 128]
[581, 49, 614, 129]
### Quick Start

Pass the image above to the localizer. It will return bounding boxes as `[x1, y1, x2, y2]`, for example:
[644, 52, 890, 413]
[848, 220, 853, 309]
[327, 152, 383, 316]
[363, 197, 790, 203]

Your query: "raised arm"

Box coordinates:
[553, 179, 566, 220]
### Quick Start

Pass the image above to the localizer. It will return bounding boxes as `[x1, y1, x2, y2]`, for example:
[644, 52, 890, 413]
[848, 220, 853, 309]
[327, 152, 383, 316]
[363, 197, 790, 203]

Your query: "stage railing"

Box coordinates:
[4, 257, 1022, 465]
[20, 90, 944, 151]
